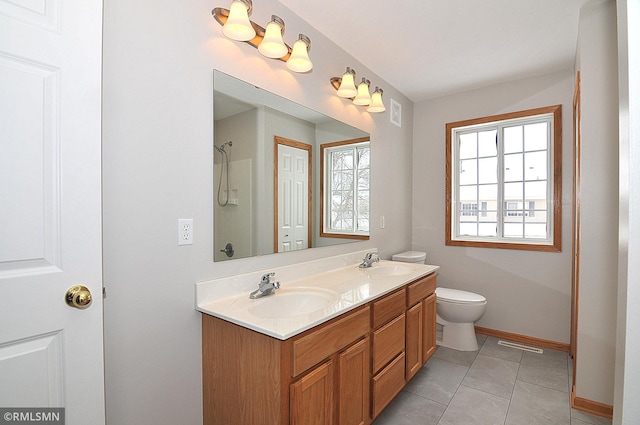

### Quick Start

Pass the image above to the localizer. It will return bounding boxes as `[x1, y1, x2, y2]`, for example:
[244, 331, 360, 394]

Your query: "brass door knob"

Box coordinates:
[65, 285, 92, 309]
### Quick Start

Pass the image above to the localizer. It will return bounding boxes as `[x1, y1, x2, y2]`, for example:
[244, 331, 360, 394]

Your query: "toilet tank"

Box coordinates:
[391, 251, 426, 264]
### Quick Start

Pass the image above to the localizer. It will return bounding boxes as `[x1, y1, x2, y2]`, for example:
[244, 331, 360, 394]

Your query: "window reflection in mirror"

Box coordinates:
[320, 138, 371, 240]
[213, 70, 370, 262]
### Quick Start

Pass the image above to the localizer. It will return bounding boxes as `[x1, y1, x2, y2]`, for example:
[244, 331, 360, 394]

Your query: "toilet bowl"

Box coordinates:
[435, 287, 486, 351]
[391, 251, 487, 351]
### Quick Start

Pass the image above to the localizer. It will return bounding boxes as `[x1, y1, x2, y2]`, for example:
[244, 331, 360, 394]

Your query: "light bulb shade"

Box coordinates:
[222, 0, 256, 41]
[353, 78, 371, 106]
[258, 16, 288, 58]
[286, 34, 313, 73]
[336, 67, 357, 98]
[368, 87, 386, 113]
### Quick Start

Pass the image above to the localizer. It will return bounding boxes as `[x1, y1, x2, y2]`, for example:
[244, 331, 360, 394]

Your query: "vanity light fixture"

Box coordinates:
[212, 2, 313, 73]
[353, 77, 372, 106]
[220, 0, 255, 41]
[258, 15, 288, 59]
[286, 34, 313, 73]
[367, 87, 386, 113]
[335, 67, 357, 98]
[330, 68, 386, 113]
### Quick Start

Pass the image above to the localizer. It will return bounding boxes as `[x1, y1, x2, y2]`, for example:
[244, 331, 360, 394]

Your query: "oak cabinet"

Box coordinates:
[202, 305, 370, 425]
[337, 338, 369, 425]
[422, 293, 437, 363]
[370, 289, 406, 420]
[290, 360, 334, 425]
[405, 302, 423, 380]
[406, 273, 437, 381]
[202, 272, 438, 425]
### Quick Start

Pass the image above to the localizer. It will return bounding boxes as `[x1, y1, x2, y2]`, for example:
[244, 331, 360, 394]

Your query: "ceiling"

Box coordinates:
[278, 0, 591, 102]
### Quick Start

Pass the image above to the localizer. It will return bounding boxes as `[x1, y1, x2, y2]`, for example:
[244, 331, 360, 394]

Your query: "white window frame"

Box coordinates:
[320, 139, 370, 239]
[446, 105, 562, 252]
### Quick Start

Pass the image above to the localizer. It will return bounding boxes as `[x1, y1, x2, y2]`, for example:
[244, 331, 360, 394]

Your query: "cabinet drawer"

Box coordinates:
[371, 352, 405, 419]
[407, 273, 437, 307]
[372, 288, 406, 329]
[372, 313, 405, 374]
[292, 306, 370, 377]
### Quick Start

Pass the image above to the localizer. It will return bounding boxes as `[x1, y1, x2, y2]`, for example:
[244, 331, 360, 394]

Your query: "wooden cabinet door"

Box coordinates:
[406, 302, 423, 381]
[338, 338, 369, 425]
[291, 360, 334, 425]
[422, 293, 437, 364]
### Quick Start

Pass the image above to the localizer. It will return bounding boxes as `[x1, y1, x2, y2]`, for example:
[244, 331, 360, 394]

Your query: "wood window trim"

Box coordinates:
[445, 105, 562, 252]
[320, 137, 370, 240]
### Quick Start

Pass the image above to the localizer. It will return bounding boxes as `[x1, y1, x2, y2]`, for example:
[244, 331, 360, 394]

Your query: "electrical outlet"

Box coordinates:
[380, 216, 385, 229]
[178, 219, 193, 245]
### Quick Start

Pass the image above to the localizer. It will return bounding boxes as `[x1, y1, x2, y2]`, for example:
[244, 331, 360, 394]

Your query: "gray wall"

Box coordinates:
[412, 69, 575, 344]
[101, 0, 413, 424]
[574, 0, 619, 406]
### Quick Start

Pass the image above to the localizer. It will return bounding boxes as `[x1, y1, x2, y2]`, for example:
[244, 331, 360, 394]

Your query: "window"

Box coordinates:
[445, 105, 562, 251]
[320, 138, 370, 239]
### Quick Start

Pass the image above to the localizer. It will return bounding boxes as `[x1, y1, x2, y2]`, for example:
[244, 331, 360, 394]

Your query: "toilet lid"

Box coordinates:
[436, 287, 486, 304]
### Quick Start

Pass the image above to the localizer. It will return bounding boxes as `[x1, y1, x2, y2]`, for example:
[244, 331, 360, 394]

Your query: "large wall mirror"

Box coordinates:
[214, 70, 370, 262]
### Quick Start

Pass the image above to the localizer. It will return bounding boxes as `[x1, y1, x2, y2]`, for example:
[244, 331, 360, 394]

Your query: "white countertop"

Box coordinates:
[196, 251, 439, 340]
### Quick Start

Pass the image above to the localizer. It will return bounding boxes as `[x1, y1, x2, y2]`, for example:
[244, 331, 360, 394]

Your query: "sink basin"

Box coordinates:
[247, 288, 339, 319]
[367, 264, 415, 278]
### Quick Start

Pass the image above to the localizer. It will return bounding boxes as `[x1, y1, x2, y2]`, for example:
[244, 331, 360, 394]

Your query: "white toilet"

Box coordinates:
[392, 251, 487, 351]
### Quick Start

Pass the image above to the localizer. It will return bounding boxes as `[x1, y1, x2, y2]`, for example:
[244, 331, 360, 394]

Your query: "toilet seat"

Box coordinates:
[436, 287, 486, 305]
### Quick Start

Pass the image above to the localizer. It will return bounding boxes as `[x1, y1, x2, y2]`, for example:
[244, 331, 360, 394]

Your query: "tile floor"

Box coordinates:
[372, 334, 613, 425]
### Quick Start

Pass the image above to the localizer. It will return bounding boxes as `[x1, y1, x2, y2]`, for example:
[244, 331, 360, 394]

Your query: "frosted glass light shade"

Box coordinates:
[258, 16, 288, 58]
[353, 78, 371, 105]
[222, 0, 255, 41]
[286, 35, 313, 73]
[368, 87, 386, 113]
[337, 68, 357, 98]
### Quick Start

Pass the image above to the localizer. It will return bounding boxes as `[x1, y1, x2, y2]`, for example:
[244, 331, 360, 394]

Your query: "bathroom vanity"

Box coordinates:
[196, 251, 439, 425]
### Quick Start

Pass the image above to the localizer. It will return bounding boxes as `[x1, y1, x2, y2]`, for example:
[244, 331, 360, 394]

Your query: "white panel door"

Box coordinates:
[277, 144, 309, 252]
[0, 0, 104, 423]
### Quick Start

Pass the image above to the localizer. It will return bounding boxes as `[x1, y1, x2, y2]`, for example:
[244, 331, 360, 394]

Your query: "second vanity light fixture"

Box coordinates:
[330, 67, 386, 113]
[212, 0, 313, 73]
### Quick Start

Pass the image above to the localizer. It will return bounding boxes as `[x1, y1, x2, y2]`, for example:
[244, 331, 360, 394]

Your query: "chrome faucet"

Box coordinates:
[359, 251, 380, 268]
[249, 272, 280, 299]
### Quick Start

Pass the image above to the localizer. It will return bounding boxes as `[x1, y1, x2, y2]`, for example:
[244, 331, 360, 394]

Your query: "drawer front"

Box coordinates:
[372, 313, 405, 373]
[407, 272, 437, 307]
[371, 352, 406, 419]
[372, 288, 406, 329]
[292, 306, 370, 377]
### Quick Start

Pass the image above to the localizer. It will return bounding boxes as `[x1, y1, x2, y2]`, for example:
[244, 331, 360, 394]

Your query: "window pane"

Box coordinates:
[478, 157, 497, 184]
[478, 130, 497, 157]
[479, 222, 497, 236]
[524, 122, 548, 151]
[504, 222, 523, 238]
[504, 182, 523, 200]
[504, 153, 523, 182]
[357, 147, 370, 168]
[459, 222, 477, 236]
[459, 186, 477, 204]
[358, 169, 369, 190]
[504, 125, 523, 153]
[478, 184, 497, 202]
[524, 151, 547, 181]
[459, 133, 477, 159]
[525, 223, 547, 238]
[459, 159, 477, 185]
[525, 181, 547, 200]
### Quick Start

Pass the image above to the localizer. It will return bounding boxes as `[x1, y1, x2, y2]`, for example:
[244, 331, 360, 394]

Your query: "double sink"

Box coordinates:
[196, 252, 439, 340]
